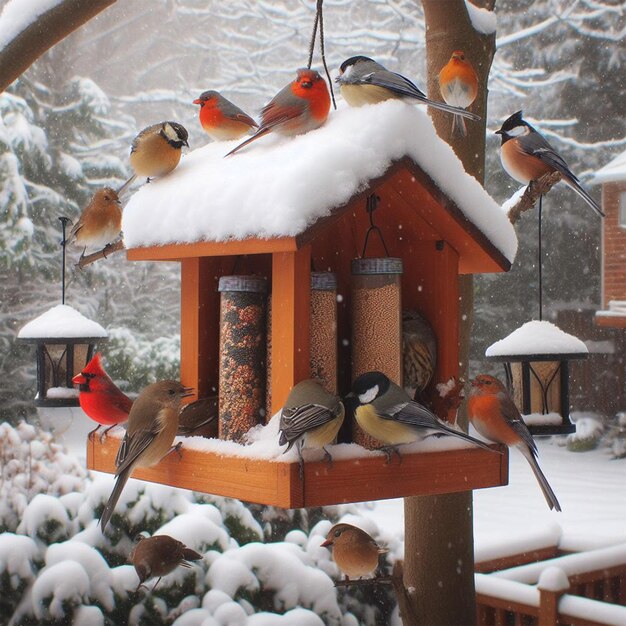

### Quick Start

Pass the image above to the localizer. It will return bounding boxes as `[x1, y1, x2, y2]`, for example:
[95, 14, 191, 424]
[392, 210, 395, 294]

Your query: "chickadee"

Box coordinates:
[349, 371, 495, 460]
[131, 534, 202, 592]
[336, 55, 479, 122]
[120, 121, 189, 193]
[496, 110, 603, 217]
[321, 523, 387, 581]
[279, 379, 345, 478]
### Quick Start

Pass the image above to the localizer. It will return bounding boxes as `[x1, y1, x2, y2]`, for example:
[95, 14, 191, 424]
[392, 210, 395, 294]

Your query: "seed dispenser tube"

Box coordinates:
[351, 257, 403, 449]
[218, 275, 267, 442]
[310, 272, 338, 395]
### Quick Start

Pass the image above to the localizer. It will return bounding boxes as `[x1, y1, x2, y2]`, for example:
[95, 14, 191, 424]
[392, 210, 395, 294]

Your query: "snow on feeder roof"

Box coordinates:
[122, 100, 517, 264]
[592, 148, 626, 185]
[486, 320, 588, 360]
[18, 304, 108, 341]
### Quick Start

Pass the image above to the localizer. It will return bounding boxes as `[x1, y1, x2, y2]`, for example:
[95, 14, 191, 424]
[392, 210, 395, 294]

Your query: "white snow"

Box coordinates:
[0, 0, 64, 50]
[464, 1, 497, 35]
[536, 566, 569, 591]
[559, 595, 626, 625]
[522, 412, 563, 426]
[31, 560, 90, 620]
[592, 148, 626, 184]
[122, 101, 517, 263]
[486, 320, 588, 357]
[46, 387, 80, 399]
[17, 304, 108, 339]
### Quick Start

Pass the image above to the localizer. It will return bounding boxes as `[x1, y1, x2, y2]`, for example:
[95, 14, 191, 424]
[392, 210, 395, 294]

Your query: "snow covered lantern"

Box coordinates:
[87, 102, 518, 508]
[486, 321, 588, 435]
[17, 304, 108, 408]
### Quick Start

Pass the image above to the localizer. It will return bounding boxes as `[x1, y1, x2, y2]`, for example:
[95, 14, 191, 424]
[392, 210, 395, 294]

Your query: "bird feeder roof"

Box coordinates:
[17, 304, 108, 342]
[485, 320, 588, 361]
[122, 101, 517, 270]
[592, 148, 626, 185]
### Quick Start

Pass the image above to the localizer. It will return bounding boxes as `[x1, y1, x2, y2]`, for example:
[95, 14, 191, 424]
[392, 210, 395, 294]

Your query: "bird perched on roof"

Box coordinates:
[119, 121, 189, 193]
[336, 55, 480, 124]
[349, 371, 496, 461]
[177, 395, 218, 438]
[193, 90, 258, 141]
[73, 352, 132, 441]
[68, 188, 122, 258]
[131, 534, 203, 592]
[321, 523, 387, 581]
[467, 374, 561, 511]
[438, 50, 479, 137]
[402, 310, 437, 401]
[279, 379, 345, 479]
[225, 68, 331, 157]
[495, 111, 603, 217]
[99, 380, 193, 532]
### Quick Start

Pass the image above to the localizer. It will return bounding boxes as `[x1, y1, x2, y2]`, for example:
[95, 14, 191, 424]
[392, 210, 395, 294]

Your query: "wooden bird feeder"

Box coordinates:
[87, 105, 515, 508]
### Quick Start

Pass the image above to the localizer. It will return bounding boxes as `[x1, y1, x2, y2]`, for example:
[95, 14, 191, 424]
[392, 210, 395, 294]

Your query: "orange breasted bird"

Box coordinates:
[99, 380, 193, 532]
[131, 534, 202, 593]
[336, 55, 479, 123]
[68, 188, 122, 257]
[119, 121, 189, 193]
[73, 353, 132, 440]
[193, 90, 258, 141]
[321, 523, 387, 581]
[438, 50, 479, 137]
[225, 68, 331, 157]
[496, 111, 603, 217]
[467, 374, 561, 511]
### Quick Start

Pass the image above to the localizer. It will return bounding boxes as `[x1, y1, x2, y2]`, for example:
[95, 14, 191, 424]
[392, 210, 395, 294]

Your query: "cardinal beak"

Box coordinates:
[73, 372, 86, 385]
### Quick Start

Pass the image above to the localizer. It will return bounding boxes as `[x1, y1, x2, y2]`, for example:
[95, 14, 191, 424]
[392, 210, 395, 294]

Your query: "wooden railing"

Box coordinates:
[475, 543, 626, 626]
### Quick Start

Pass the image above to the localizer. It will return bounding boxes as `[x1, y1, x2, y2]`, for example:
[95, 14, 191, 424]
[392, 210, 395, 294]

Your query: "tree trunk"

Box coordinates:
[0, 0, 116, 93]
[403, 2, 496, 624]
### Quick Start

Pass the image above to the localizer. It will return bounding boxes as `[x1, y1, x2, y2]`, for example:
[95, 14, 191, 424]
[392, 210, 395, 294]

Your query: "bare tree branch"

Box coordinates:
[76, 240, 125, 269]
[507, 172, 563, 224]
[0, 0, 117, 93]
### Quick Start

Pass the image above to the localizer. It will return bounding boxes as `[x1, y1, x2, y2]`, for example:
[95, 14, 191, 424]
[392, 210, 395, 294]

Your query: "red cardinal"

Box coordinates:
[467, 374, 561, 511]
[193, 90, 258, 141]
[438, 50, 479, 138]
[73, 353, 132, 440]
[225, 68, 331, 156]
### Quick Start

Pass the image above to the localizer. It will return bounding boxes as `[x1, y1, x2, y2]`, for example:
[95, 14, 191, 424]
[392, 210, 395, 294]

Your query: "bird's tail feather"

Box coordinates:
[452, 113, 468, 138]
[428, 99, 480, 121]
[99, 467, 132, 532]
[224, 128, 271, 157]
[117, 174, 137, 197]
[565, 178, 604, 218]
[439, 423, 500, 453]
[519, 445, 561, 512]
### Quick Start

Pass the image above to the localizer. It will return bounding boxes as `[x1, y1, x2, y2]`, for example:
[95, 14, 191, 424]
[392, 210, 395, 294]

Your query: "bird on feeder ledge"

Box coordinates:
[131, 534, 202, 593]
[279, 379, 345, 479]
[467, 374, 562, 511]
[225, 68, 331, 156]
[193, 90, 258, 141]
[321, 523, 387, 581]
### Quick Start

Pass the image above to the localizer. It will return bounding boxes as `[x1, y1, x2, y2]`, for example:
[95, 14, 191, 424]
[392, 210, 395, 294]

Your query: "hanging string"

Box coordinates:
[361, 194, 389, 258]
[59, 217, 71, 305]
[538, 195, 543, 322]
[306, 0, 337, 109]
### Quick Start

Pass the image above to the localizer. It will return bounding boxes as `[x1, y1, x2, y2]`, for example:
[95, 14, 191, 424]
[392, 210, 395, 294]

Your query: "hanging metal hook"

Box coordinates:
[361, 194, 389, 258]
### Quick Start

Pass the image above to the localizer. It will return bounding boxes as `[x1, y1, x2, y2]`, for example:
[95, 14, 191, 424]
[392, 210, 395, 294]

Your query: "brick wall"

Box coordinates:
[602, 182, 626, 306]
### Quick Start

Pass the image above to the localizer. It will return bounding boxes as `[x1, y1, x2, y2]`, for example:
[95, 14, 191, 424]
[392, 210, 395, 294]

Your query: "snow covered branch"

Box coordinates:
[507, 172, 563, 225]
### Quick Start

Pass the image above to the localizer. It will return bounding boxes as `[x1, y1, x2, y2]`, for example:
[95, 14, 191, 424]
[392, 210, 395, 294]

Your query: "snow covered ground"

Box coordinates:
[365, 436, 626, 558]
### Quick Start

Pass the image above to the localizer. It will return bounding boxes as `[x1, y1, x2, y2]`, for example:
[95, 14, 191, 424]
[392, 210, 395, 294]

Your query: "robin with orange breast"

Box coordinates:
[496, 111, 603, 217]
[438, 50, 479, 137]
[467, 374, 561, 511]
[68, 188, 122, 258]
[193, 91, 258, 141]
[321, 523, 387, 581]
[225, 68, 331, 156]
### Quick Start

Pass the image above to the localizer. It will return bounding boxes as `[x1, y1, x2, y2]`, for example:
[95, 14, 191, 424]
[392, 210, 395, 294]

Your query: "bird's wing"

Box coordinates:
[260, 98, 302, 131]
[518, 132, 577, 181]
[379, 400, 440, 429]
[115, 424, 160, 475]
[364, 69, 428, 101]
[220, 100, 258, 128]
[279, 403, 336, 444]
[496, 391, 538, 454]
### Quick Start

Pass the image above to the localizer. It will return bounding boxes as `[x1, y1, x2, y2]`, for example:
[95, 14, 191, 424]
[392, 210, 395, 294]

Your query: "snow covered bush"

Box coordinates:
[567, 414, 605, 452]
[0, 422, 395, 625]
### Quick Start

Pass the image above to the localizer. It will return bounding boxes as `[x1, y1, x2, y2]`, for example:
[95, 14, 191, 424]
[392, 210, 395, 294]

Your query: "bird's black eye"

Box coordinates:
[301, 80, 312, 88]
[169, 389, 176, 395]
[83, 372, 95, 379]
[334, 529, 341, 537]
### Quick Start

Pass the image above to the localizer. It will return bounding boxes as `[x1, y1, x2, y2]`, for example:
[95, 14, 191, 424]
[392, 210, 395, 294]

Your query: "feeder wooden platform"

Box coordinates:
[87, 436, 508, 509]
